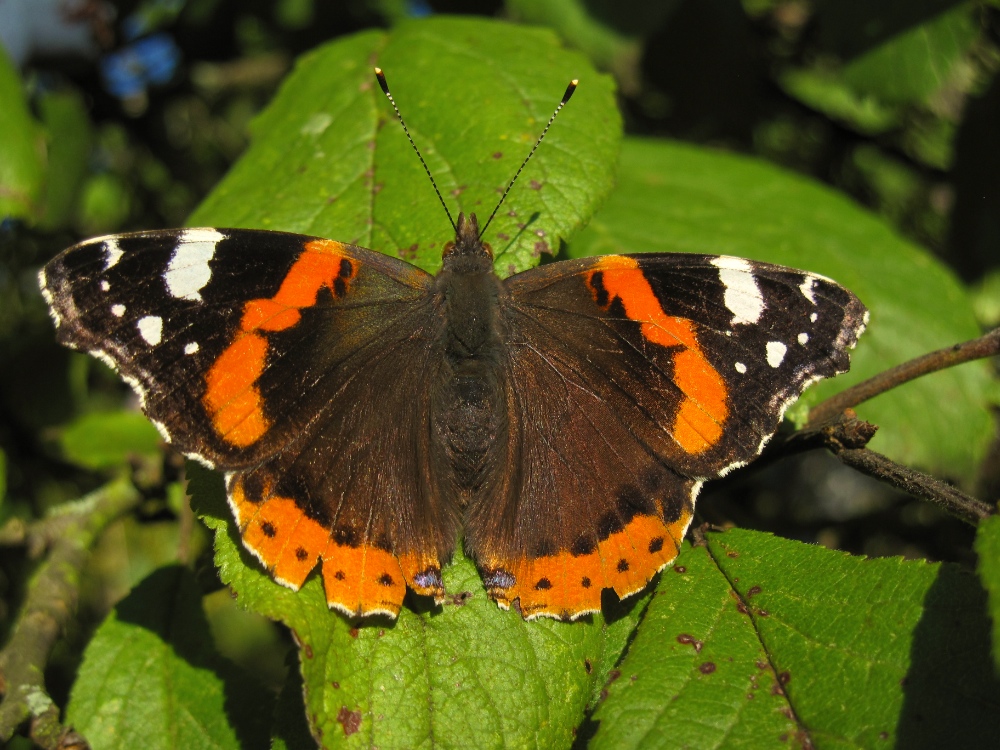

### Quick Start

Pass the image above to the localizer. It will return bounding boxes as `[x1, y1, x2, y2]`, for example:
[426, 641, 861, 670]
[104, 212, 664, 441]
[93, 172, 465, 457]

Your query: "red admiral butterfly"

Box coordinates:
[40, 71, 867, 620]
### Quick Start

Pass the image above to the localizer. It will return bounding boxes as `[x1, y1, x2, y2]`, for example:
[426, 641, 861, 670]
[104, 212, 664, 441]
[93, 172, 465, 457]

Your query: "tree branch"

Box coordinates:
[808, 327, 1000, 427]
[0, 478, 141, 749]
[778, 411, 994, 525]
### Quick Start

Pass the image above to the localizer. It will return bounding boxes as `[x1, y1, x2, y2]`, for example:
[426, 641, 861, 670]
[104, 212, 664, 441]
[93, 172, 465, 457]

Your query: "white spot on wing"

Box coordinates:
[104, 238, 124, 269]
[111, 304, 126, 317]
[798, 332, 809, 345]
[710, 257, 764, 325]
[800, 276, 817, 304]
[766, 341, 787, 368]
[137, 315, 163, 346]
[184, 341, 200, 355]
[100, 280, 110, 291]
[735, 362, 747, 374]
[810, 312, 818, 323]
[165, 229, 223, 301]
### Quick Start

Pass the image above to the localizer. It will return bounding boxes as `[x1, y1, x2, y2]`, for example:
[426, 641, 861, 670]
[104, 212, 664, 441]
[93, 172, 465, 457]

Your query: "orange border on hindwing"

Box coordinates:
[485, 511, 690, 620]
[228, 475, 442, 617]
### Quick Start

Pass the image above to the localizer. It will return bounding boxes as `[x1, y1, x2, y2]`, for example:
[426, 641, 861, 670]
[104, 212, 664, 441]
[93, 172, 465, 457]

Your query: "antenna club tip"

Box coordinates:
[374, 68, 390, 95]
[562, 80, 579, 103]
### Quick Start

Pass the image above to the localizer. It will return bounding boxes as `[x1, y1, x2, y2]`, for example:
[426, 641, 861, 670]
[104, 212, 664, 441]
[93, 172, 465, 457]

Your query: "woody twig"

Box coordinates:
[788, 329, 1000, 525]
[807, 327, 999, 426]
[0, 478, 140, 749]
[781, 410, 994, 525]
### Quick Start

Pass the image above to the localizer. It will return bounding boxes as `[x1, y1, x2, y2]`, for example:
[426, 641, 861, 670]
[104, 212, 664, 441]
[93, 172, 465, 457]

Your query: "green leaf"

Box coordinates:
[188, 463, 641, 748]
[37, 89, 93, 230]
[593, 529, 1000, 748]
[66, 565, 273, 750]
[505, 0, 676, 94]
[778, 67, 900, 135]
[569, 137, 995, 477]
[841, 5, 977, 106]
[976, 515, 1000, 673]
[75, 172, 132, 235]
[971, 267, 1000, 328]
[58, 410, 162, 470]
[188, 16, 620, 277]
[0, 47, 44, 220]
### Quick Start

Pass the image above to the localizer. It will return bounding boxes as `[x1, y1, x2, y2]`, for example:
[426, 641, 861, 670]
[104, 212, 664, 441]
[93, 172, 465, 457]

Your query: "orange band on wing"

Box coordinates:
[203, 241, 356, 447]
[591, 256, 728, 454]
[319, 544, 406, 618]
[229, 474, 440, 618]
[484, 511, 689, 620]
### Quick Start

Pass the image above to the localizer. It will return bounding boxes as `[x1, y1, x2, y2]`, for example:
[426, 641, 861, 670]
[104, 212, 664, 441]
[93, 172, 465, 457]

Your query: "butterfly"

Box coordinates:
[39, 72, 867, 620]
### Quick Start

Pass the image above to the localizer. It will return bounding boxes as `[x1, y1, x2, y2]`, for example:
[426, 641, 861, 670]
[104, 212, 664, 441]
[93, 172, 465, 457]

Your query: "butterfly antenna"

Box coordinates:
[375, 67, 456, 231]
[478, 79, 578, 239]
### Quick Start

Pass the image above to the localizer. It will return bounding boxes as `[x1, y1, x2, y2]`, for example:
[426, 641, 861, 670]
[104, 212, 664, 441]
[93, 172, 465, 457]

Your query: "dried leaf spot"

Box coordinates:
[676, 634, 704, 653]
[337, 707, 362, 736]
[699, 662, 717, 675]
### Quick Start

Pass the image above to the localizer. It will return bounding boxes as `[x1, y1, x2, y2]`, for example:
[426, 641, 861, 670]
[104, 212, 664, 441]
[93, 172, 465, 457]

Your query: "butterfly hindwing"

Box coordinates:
[463, 253, 867, 620]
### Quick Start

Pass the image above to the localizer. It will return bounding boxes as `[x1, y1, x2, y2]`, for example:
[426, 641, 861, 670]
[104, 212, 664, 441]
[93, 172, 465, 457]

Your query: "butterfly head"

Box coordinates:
[442, 212, 493, 269]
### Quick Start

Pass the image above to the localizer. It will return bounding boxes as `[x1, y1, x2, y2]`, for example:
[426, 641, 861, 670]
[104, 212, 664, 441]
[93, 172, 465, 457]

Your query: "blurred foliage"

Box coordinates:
[0, 0, 998, 747]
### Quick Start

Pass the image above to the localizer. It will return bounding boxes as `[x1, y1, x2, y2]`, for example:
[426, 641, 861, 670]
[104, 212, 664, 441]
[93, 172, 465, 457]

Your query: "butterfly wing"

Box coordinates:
[41, 228, 455, 616]
[466, 253, 867, 620]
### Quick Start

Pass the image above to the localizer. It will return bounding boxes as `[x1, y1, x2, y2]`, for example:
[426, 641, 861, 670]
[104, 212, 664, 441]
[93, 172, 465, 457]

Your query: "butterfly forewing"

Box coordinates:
[41, 228, 456, 617]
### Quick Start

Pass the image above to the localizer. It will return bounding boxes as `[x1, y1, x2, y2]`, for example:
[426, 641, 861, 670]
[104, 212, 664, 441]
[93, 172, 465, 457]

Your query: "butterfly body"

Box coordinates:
[40, 214, 867, 620]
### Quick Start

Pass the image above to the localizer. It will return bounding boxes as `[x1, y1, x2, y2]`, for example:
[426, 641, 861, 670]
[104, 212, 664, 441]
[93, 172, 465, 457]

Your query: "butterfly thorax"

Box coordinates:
[436, 212, 504, 366]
